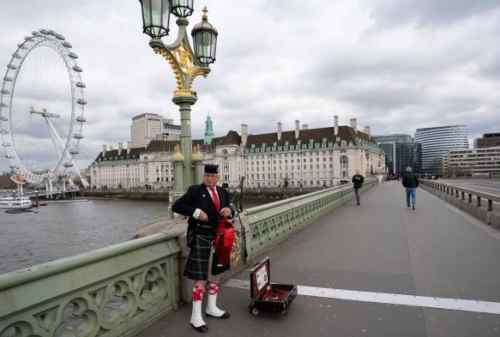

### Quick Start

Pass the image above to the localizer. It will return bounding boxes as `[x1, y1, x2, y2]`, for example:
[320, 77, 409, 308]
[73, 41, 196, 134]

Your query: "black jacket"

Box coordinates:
[352, 174, 364, 189]
[402, 174, 419, 188]
[172, 184, 231, 237]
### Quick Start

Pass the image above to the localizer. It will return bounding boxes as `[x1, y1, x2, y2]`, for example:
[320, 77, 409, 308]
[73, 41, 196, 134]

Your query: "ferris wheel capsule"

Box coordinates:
[0, 116, 8, 122]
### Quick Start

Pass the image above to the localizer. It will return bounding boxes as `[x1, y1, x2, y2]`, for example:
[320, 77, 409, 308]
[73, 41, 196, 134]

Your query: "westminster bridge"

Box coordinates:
[1, 179, 500, 337]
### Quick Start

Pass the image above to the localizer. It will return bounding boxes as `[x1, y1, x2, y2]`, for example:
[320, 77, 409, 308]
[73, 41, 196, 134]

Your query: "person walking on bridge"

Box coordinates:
[172, 164, 233, 333]
[402, 166, 419, 210]
[352, 170, 365, 206]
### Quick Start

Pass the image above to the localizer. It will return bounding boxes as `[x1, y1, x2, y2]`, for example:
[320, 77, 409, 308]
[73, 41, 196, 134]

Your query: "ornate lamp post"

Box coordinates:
[138, 0, 218, 199]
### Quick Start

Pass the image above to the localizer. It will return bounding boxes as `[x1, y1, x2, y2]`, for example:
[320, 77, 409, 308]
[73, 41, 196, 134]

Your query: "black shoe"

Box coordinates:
[190, 323, 208, 333]
[206, 311, 231, 319]
[412, 205, 415, 210]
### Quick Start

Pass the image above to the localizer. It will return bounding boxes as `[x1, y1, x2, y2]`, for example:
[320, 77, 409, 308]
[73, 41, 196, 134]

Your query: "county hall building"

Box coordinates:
[89, 115, 385, 190]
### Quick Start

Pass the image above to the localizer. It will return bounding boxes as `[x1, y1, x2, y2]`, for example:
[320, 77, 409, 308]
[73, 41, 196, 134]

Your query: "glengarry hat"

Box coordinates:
[204, 164, 219, 174]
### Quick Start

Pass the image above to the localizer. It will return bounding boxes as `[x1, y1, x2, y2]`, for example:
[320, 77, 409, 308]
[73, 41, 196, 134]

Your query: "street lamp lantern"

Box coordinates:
[139, 0, 171, 39]
[170, 0, 194, 18]
[192, 7, 218, 65]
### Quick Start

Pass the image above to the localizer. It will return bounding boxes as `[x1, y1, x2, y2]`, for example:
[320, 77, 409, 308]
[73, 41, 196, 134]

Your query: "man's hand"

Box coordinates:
[198, 210, 209, 222]
[220, 207, 231, 218]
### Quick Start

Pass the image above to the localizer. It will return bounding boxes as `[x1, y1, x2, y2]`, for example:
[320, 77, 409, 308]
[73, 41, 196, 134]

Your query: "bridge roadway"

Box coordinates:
[139, 181, 500, 337]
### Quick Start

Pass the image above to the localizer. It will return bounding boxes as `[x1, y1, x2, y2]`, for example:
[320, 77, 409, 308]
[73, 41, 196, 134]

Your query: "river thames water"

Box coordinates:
[0, 199, 170, 274]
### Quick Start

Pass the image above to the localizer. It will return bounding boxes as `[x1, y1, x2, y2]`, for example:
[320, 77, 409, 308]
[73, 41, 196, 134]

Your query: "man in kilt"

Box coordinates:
[172, 164, 232, 333]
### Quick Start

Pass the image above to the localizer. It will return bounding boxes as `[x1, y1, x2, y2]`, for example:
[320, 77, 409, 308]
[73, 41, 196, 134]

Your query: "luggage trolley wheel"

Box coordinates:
[249, 305, 260, 316]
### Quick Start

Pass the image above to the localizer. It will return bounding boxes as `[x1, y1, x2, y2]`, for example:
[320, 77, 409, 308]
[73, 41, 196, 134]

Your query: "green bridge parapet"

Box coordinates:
[0, 179, 378, 337]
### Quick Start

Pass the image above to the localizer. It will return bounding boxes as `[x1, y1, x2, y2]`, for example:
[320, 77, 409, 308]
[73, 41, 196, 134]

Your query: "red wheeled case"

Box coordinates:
[248, 257, 298, 316]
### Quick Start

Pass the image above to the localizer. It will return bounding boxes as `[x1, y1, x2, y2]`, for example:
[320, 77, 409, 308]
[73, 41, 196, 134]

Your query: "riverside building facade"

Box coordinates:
[89, 116, 385, 190]
[130, 113, 181, 148]
[415, 125, 468, 174]
[445, 147, 500, 177]
[372, 134, 420, 176]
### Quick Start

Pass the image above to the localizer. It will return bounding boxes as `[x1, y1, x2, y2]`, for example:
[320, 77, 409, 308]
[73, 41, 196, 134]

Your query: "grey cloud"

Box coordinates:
[367, 0, 500, 27]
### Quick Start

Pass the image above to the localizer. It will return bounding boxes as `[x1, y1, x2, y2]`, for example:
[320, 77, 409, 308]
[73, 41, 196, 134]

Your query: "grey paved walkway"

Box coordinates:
[139, 181, 500, 337]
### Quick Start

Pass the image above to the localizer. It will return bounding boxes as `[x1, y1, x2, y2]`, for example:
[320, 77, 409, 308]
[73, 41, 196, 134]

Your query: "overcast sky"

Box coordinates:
[1, 0, 500, 173]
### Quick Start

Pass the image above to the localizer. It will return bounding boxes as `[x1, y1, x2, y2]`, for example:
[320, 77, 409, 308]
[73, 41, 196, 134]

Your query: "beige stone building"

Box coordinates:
[89, 116, 385, 190]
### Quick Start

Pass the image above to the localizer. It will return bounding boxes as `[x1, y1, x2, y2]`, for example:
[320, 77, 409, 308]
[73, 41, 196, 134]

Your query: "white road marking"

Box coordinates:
[225, 279, 500, 315]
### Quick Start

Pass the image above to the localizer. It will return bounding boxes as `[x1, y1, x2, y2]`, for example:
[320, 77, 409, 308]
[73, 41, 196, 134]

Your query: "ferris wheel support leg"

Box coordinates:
[44, 116, 89, 189]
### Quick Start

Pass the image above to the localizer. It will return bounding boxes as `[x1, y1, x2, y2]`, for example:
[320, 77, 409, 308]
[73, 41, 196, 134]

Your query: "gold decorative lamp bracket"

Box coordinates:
[150, 18, 210, 99]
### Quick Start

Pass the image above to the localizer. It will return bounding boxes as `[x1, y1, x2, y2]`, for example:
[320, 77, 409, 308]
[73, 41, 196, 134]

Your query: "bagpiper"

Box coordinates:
[172, 164, 233, 333]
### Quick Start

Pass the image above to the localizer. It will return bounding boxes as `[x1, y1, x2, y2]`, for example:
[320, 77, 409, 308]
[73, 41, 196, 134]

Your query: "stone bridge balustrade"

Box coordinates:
[0, 233, 181, 337]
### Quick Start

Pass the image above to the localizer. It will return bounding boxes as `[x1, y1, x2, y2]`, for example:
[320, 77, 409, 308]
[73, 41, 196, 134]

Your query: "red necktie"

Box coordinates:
[209, 186, 221, 211]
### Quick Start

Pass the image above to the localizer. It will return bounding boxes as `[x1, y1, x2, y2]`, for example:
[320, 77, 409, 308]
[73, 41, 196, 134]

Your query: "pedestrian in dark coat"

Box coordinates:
[172, 164, 232, 333]
[352, 171, 365, 206]
[402, 166, 419, 210]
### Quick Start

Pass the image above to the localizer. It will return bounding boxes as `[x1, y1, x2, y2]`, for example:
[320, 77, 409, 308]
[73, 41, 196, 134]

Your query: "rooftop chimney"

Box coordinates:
[302, 124, 309, 130]
[334, 115, 339, 136]
[127, 141, 131, 154]
[295, 120, 300, 139]
[363, 126, 371, 136]
[118, 142, 123, 153]
[241, 123, 248, 147]
[277, 122, 282, 141]
[350, 118, 358, 132]
[102, 144, 107, 154]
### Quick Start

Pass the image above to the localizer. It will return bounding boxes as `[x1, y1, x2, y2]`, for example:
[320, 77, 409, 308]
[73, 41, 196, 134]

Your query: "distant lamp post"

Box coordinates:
[138, 0, 218, 200]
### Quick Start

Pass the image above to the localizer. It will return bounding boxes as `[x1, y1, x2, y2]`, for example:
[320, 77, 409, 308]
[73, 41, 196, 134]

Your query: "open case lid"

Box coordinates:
[249, 257, 271, 299]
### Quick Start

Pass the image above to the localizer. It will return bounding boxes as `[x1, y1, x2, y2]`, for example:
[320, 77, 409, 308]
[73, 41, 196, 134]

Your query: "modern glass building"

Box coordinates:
[415, 125, 468, 174]
[373, 134, 419, 175]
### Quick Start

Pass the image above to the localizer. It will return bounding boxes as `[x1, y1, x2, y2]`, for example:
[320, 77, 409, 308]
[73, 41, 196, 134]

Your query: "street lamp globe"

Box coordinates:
[139, 0, 171, 39]
[191, 7, 218, 65]
[170, 0, 194, 18]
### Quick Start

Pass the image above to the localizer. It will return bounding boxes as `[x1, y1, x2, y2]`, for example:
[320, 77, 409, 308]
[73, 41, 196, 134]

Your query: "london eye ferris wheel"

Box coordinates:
[0, 29, 88, 190]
